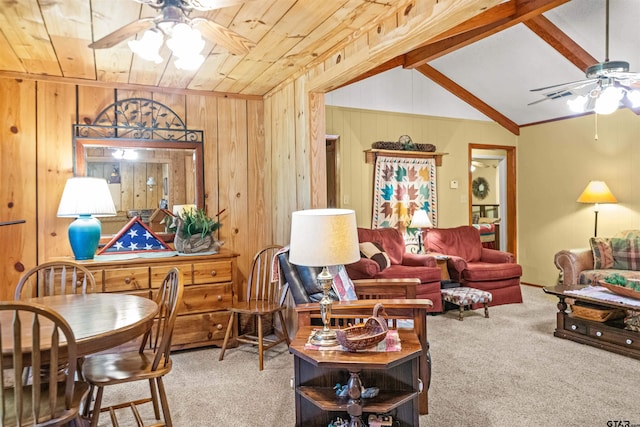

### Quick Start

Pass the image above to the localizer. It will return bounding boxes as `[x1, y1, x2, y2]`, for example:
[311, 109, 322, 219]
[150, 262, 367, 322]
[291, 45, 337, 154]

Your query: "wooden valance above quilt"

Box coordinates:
[364, 149, 447, 166]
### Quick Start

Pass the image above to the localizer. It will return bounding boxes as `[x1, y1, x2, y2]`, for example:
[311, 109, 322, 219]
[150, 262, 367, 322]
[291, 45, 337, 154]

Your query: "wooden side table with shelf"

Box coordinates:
[62, 249, 238, 351]
[289, 326, 422, 427]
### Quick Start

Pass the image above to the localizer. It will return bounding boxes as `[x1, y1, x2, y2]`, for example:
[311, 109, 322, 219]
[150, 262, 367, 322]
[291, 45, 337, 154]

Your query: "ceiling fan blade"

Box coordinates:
[530, 78, 597, 92]
[193, 18, 255, 55]
[188, 0, 257, 11]
[89, 18, 156, 49]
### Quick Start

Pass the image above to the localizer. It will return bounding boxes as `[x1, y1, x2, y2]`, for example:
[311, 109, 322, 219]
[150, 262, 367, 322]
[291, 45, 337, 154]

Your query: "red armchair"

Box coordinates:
[423, 225, 523, 307]
[345, 227, 443, 312]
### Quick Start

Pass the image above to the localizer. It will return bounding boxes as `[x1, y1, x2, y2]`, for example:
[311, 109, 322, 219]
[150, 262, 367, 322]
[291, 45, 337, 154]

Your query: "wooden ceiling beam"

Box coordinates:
[523, 15, 597, 72]
[332, 57, 404, 91]
[416, 64, 520, 135]
[404, 0, 571, 68]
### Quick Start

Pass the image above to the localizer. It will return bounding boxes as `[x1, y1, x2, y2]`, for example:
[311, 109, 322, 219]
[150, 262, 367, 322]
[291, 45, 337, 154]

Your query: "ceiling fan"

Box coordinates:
[89, 0, 255, 56]
[529, 0, 640, 114]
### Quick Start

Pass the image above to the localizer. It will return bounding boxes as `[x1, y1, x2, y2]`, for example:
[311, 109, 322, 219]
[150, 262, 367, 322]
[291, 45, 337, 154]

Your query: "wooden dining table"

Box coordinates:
[1, 293, 158, 364]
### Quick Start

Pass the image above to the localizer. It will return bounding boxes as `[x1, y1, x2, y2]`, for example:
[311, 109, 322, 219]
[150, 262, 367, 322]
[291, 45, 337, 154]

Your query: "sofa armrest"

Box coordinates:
[445, 255, 467, 274]
[345, 258, 380, 279]
[480, 248, 514, 263]
[353, 278, 419, 299]
[554, 248, 593, 285]
[402, 253, 437, 267]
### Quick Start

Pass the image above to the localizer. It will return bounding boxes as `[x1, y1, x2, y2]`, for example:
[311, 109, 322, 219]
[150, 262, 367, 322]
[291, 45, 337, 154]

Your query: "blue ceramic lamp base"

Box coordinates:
[68, 214, 102, 260]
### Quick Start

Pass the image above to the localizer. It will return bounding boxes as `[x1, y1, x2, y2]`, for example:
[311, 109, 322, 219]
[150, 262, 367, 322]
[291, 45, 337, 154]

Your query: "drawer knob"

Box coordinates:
[596, 331, 602, 337]
[217, 295, 223, 301]
[210, 270, 217, 277]
[571, 325, 577, 330]
[216, 324, 223, 330]
[626, 339, 633, 345]
[124, 277, 131, 284]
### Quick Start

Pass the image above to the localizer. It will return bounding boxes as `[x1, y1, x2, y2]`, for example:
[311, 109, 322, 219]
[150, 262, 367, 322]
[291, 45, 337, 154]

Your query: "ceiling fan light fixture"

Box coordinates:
[626, 90, 640, 108]
[166, 23, 204, 56]
[594, 86, 624, 115]
[567, 95, 588, 113]
[174, 53, 205, 70]
[128, 29, 164, 63]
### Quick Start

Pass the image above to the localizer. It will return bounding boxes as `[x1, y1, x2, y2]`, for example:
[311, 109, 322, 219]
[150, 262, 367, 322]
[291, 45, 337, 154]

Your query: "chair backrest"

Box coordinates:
[0, 301, 79, 425]
[424, 226, 483, 261]
[246, 245, 286, 306]
[356, 227, 406, 265]
[15, 261, 97, 300]
[140, 267, 184, 370]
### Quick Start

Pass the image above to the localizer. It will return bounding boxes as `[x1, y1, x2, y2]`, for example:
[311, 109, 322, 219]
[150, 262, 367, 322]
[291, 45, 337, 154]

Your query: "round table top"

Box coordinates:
[2, 293, 158, 358]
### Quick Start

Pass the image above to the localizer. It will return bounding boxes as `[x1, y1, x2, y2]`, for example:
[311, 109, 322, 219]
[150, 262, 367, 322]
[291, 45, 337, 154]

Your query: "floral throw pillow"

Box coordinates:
[359, 242, 391, 270]
[590, 237, 613, 269]
[611, 238, 640, 271]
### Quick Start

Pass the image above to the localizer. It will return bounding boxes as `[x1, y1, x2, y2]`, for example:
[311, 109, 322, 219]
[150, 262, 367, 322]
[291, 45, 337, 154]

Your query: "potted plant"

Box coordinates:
[174, 208, 223, 254]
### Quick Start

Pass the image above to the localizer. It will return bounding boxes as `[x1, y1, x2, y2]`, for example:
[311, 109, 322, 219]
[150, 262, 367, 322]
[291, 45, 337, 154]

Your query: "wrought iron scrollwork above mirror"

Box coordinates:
[73, 98, 204, 235]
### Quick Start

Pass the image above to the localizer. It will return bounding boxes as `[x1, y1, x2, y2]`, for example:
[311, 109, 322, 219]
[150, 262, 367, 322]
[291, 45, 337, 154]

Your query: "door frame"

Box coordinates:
[468, 144, 517, 257]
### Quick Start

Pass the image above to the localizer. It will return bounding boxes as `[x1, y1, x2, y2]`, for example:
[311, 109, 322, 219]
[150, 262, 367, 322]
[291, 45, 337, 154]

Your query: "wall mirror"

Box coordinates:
[73, 98, 204, 236]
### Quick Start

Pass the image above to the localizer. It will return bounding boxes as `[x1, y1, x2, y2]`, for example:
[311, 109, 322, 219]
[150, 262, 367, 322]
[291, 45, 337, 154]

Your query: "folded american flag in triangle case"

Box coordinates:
[98, 217, 173, 254]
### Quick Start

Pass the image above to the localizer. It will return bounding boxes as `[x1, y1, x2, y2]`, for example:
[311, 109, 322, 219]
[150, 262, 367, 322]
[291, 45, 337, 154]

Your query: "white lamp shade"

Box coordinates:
[172, 204, 197, 218]
[409, 210, 433, 228]
[57, 177, 116, 217]
[289, 209, 360, 267]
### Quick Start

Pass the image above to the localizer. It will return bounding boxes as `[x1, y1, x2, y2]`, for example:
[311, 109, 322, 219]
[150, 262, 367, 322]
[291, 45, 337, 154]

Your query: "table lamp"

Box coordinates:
[409, 209, 433, 254]
[57, 177, 116, 260]
[577, 180, 618, 237]
[289, 208, 360, 346]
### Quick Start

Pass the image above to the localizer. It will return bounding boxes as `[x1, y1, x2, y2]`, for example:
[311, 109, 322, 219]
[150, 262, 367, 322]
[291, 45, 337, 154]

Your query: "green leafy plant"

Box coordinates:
[179, 208, 221, 239]
[605, 273, 627, 286]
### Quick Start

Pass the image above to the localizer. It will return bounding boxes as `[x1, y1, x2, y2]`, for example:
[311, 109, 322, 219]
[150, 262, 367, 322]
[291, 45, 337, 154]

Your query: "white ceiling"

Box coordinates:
[327, 0, 640, 127]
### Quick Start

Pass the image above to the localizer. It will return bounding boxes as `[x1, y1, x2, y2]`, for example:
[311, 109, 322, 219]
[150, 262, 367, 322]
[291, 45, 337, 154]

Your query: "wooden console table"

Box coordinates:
[67, 249, 238, 351]
[289, 326, 422, 427]
[544, 285, 640, 360]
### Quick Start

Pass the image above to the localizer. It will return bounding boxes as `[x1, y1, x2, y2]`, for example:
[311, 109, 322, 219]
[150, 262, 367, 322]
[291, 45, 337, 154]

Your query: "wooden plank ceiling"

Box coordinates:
[0, 0, 606, 134]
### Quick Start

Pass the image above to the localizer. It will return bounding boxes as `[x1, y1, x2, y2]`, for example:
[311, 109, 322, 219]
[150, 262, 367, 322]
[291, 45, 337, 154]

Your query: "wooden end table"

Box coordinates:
[289, 326, 422, 427]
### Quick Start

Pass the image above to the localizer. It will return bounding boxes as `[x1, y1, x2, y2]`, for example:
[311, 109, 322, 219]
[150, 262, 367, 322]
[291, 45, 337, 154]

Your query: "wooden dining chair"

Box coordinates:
[81, 267, 184, 427]
[15, 261, 98, 383]
[219, 245, 290, 371]
[15, 261, 97, 299]
[0, 301, 89, 426]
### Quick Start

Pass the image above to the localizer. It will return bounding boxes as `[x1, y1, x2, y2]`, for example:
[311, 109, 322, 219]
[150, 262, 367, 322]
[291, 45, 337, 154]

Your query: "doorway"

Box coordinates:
[468, 144, 517, 256]
[326, 135, 339, 208]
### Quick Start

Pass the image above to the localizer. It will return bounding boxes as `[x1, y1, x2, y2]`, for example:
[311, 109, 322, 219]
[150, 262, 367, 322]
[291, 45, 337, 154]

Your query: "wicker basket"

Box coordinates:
[334, 303, 389, 351]
[570, 302, 625, 322]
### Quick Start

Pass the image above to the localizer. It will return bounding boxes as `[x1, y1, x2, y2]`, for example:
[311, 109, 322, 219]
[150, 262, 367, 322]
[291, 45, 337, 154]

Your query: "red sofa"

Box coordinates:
[424, 225, 523, 307]
[345, 227, 443, 312]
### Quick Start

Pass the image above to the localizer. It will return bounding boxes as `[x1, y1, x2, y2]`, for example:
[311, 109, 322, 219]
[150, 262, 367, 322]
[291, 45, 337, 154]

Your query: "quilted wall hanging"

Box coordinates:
[372, 155, 437, 247]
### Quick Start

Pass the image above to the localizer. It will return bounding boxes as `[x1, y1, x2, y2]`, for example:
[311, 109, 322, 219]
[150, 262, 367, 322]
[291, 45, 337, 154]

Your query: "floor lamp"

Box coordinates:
[577, 181, 618, 237]
[288, 209, 360, 346]
[409, 209, 433, 254]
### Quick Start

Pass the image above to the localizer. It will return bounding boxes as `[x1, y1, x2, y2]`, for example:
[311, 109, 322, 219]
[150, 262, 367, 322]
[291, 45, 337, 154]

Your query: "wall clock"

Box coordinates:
[472, 177, 490, 200]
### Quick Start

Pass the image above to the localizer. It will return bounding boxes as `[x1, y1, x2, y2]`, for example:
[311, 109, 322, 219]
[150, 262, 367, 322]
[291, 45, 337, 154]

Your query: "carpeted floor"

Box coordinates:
[94, 285, 640, 426]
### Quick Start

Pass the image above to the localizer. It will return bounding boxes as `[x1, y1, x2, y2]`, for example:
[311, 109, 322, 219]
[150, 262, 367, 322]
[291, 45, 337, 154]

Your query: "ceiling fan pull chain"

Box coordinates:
[594, 113, 599, 141]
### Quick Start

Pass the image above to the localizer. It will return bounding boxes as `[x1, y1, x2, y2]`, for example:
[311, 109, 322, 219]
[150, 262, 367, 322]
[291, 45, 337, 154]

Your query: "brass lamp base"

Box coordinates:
[310, 328, 338, 346]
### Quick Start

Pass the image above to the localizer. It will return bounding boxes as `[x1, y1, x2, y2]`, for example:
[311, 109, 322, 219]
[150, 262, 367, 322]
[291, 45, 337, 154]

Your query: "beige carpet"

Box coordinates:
[95, 285, 640, 426]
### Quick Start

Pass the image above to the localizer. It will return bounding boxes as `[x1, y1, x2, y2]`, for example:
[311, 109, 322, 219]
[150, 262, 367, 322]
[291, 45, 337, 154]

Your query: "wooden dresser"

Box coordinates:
[70, 249, 238, 351]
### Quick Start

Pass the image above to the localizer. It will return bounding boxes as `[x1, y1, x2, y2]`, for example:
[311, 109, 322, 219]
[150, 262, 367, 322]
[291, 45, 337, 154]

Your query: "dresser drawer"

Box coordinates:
[192, 261, 232, 284]
[171, 312, 230, 347]
[150, 265, 193, 288]
[587, 324, 640, 350]
[103, 267, 150, 292]
[175, 283, 233, 315]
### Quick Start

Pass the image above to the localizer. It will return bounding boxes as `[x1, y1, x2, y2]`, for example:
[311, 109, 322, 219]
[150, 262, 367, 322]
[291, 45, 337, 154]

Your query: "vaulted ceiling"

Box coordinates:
[1, 0, 637, 135]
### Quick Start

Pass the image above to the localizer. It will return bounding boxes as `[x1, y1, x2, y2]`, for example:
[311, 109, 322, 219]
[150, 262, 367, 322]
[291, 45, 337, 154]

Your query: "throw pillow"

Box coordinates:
[611, 238, 640, 271]
[328, 265, 357, 301]
[590, 237, 613, 269]
[359, 242, 391, 271]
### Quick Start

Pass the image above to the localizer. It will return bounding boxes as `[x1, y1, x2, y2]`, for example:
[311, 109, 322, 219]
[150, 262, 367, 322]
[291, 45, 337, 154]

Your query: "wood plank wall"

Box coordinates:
[0, 76, 269, 300]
